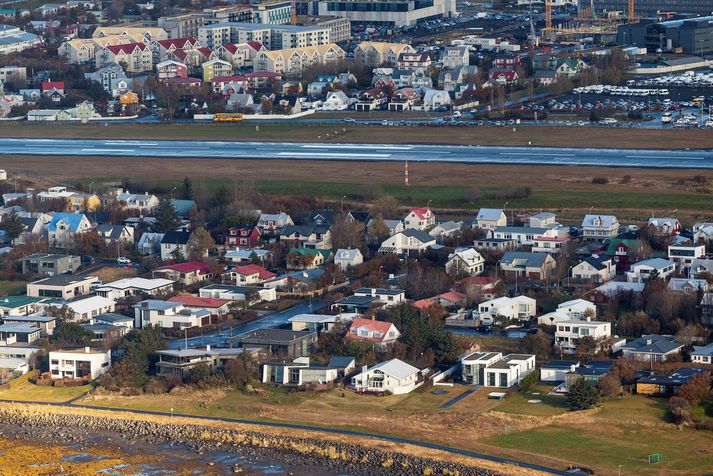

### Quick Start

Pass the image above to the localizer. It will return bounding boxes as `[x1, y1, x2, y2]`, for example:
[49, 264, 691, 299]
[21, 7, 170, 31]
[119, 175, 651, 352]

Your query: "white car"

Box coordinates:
[117, 257, 132, 265]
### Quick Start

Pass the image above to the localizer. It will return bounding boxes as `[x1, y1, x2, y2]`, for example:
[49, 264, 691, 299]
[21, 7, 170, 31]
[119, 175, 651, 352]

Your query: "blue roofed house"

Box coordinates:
[48, 212, 92, 248]
[169, 199, 196, 217]
[473, 208, 507, 229]
[626, 258, 676, 283]
[691, 342, 713, 365]
[621, 334, 684, 362]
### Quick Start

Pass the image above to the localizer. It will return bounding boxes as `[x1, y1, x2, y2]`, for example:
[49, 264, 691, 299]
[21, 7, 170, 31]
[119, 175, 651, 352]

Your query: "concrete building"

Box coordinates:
[49, 347, 111, 380]
[158, 13, 207, 39]
[133, 299, 210, 329]
[554, 319, 612, 354]
[26, 274, 97, 300]
[234, 328, 318, 358]
[199, 22, 330, 50]
[318, 0, 457, 27]
[21, 253, 80, 277]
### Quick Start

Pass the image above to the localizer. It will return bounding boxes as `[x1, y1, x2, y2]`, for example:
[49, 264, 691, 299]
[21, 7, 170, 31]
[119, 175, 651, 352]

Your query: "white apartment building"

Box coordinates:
[555, 319, 611, 354]
[668, 244, 705, 268]
[49, 347, 111, 380]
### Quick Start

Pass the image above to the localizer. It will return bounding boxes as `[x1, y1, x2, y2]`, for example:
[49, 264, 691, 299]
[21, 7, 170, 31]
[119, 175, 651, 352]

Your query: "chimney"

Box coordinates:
[371, 288, 376, 297]
[646, 338, 652, 345]
[84, 346, 90, 353]
[206, 344, 211, 351]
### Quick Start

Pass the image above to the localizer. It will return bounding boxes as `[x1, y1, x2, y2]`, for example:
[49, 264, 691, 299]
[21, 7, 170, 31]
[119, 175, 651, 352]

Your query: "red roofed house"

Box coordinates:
[155, 37, 200, 60]
[223, 264, 276, 285]
[152, 261, 213, 286]
[411, 299, 436, 311]
[167, 296, 232, 316]
[489, 70, 519, 86]
[404, 207, 435, 230]
[225, 225, 261, 247]
[454, 276, 501, 300]
[216, 42, 265, 68]
[245, 71, 283, 89]
[347, 317, 401, 348]
[97, 42, 153, 72]
[156, 60, 188, 80]
[433, 291, 467, 308]
[211, 75, 248, 94]
[42, 81, 65, 102]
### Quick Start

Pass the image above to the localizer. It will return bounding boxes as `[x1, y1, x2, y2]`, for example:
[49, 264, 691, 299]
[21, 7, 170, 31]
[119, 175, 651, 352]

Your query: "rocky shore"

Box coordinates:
[0, 405, 506, 476]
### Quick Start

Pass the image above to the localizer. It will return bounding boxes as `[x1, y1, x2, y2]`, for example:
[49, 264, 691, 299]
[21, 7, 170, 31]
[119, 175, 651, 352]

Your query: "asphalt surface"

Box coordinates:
[3, 138, 713, 168]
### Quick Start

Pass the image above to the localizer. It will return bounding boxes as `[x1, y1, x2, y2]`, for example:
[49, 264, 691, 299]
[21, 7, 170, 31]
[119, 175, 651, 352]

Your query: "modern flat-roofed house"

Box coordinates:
[668, 244, 705, 268]
[626, 258, 675, 283]
[233, 329, 318, 358]
[0, 295, 46, 316]
[288, 313, 355, 332]
[155, 346, 246, 378]
[581, 214, 619, 240]
[351, 358, 421, 395]
[483, 354, 536, 388]
[460, 351, 503, 385]
[621, 334, 684, 362]
[93, 313, 134, 330]
[133, 299, 210, 329]
[49, 347, 111, 380]
[166, 296, 232, 316]
[2, 315, 57, 335]
[21, 253, 81, 277]
[555, 319, 612, 354]
[26, 274, 97, 299]
[475, 295, 536, 326]
[261, 356, 356, 387]
[353, 287, 405, 306]
[95, 277, 174, 300]
[540, 360, 580, 383]
[490, 226, 557, 247]
[0, 323, 41, 344]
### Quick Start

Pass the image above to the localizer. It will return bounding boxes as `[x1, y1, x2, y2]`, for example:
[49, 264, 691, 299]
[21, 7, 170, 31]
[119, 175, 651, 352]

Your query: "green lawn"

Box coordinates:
[494, 386, 569, 417]
[0, 281, 28, 296]
[0, 374, 91, 403]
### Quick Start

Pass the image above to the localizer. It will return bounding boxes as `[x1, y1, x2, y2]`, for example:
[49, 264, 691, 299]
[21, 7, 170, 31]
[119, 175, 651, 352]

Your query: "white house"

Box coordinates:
[49, 347, 111, 380]
[379, 229, 436, 254]
[334, 248, 364, 270]
[257, 212, 294, 236]
[490, 226, 558, 246]
[668, 244, 705, 268]
[539, 360, 580, 383]
[460, 351, 503, 385]
[626, 258, 676, 283]
[581, 214, 619, 240]
[691, 342, 713, 365]
[528, 212, 557, 228]
[160, 231, 191, 261]
[133, 299, 209, 329]
[116, 192, 160, 212]
[62, 295, 116, 322]
[476, 295, 536, 325]
[353, 287, 406, 305]
[95, 277, 174, 300]
[474, 208, 507, 229]
[555, 319, 611, 354]
[483, 354, 536, 388]
[47, 212, 92, 248]
[351, 358, 421, 395]
[620, 334, 683, 362]
[446, 247, 485, 276]
[537, 299, 597, 325]
[347, 317, 401, 346]
[321, 90, 353, 110]
[571, 254, 616, 283]
[403, 207, 435, 230]
[693, 222, 713, 244]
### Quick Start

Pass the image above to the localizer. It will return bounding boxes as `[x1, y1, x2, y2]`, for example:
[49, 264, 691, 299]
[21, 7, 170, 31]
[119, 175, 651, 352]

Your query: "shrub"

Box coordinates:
[592, 176, 609, 184]
[519, 369, 539, 392]
[627, 111, 643, 120]
[567, 377, 601, 410]
[621, 175, 632, 184]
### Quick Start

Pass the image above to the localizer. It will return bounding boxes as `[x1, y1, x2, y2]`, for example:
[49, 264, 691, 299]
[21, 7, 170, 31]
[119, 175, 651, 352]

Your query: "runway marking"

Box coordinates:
[105, 141, 158, 146]
[278, 152, 391, 158]
[625, 155, 705, 160]
[301, 144, 414, 150]
[499, 152, 570, 157]
[80, 148, 136, 153]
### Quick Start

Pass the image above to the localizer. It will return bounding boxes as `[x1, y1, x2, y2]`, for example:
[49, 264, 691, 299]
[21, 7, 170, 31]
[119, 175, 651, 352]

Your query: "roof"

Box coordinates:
[161, 231, 190, 245]
[366, 358, 419, 380]
[631, 258, 674, 271]
[48, 212, 86, 232]
[691, 342, 713, 356]
[580, 254, 612, 270]
[105, 42, 148, 54]
[593, 281, 645, 295]
[348, 317, 396, 341]
[93, 313, 132, 323]
[501, 251, 550, 268]
[132, 299, 182, 311]
[542, 360, 580, 369]
[230, 264, 276, 280]
[622, 334, 683, 355]
[335, 249, 362, 261]
[437, 291, 466, 303]
[288, 313, 338, 324]
[408, 207, 431, 220]
[235, 328, 315, 344]
[167, 296, 230, 308]
[400, 228, 435, 243]
[0, 295, 44, 309]
[101, 277, 174, 291]
[65, 296, 115, 314]
[2, 315, 56, 323]
[30, 274, 95, 287]
[0, 323, 40, 334]
[476, 208, 504, 222]
[582, 214, 618, 228]
[156, 261, 211, 275]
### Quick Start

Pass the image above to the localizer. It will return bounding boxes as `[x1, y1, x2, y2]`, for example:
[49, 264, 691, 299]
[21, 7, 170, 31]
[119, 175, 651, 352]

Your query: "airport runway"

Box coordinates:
[1, 138, 712, 168]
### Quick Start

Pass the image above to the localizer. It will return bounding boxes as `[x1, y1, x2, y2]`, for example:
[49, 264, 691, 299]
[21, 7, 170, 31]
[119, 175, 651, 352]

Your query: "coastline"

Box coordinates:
[0, 403, 545, 476]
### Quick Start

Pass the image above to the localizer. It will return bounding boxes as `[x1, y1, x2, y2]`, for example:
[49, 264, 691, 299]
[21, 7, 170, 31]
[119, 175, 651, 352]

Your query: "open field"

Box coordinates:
[79, 385, 713, 475]
[3, 122, 713, 149]
[0, 280, 29, 296]
[0, 374, 91, 403]
[4, 154, 713, 221]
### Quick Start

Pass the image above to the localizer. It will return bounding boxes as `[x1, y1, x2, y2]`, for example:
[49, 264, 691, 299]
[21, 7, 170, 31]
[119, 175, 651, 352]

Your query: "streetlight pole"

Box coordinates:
[170, 187, 177, 200]
[340, 195, 346, 213]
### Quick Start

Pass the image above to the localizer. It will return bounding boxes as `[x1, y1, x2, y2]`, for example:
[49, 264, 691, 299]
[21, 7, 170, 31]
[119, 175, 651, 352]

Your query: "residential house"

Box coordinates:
[647, 217, 682, 236]
[691, 342, 713, 365]
[534, 70, 557, 86]
[555, 319, 612, 354]
[582, 214, 620, 240]
[93, 313, 134, 330]
[668, 244, 705, 268]
[2, 315, 57, 336]
[49, 348, 111, 380]
[483, 354, 536, 388]
[606, 238, 645, 271]
[351, 358, 421, 395]
[621, 334, 684, 362]
[137, 232, 165, 256]
[223, 264, 276, 284]
[288, 313, 355, 332]
[224, 247, 272, 264]
[286, 248, 331, 269]
[489, 70, 518, 86]
[0, 323, 41, 344]
[199, 283, 276, 302]
[153, 261, 212, 286]
[636, 368, 710, 396]
[446, 248, 485, 276]
[160, 231, 192, 261]
[156, 346, 246, 378]
[499, 251, 556, 280]
[96, 277, 174, 300]
[96, 224, 134, 245]
[254, 44, 345, 75]
[156, 59, 188, 80]
[48, 212, 92, 248]
[690, 258, 713, 279]
[460, 351, 504, 385]
[234, 329, 318, 358]
[279, 224, 331, 249]
[403, 207, 435, 230]
[537, 298, 597, 325]
[97, 43, 153, 73]
[693, 222, 713, 244]
[583, 281, 645, 306]
[490, 225, 558, 247]
[21, 253, 80, 277]
[540, 360, 581, 383]
[61, 295, 116, 322]
[475, 295, 536, 326]
[133, 299, 210, 329]
[474, 208, 507, 229]
[261, 356, 355, 387]
[667, 278, 708, 295]
[354, 42, 416, 67]
[27, 274, 97, 299]
[0, 296, 45, 316]
[321, 90, 352, 111]
[388, 87, 421, 111]
[225, 225, 261, 247]
[626, 258, 676, 283]
[421, 88, 451, 111]
[532, 236, 570, 255]
[334, 248, 363, 270]
[116, 192, 160, 212]
[355, 88, 386, 112]
[700, 293, 713, 325]
[396, 52, 431, 69]
[440, 46, 469, 69]
[346, 319, 401, 346]
[379, 229, 436, 255]
[571, 254, 616, 283]
[202, 58, 232, 82]
[430, 220, 463, 240]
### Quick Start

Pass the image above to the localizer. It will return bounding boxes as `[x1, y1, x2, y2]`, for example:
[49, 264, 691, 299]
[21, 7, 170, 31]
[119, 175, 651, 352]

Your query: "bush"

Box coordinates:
[143, 377, 169, 394]
[621, 175, 632, 184]
[592, 176, 609, 184]
[519, 369, 539, 392]
[567, 377, 601, 410]
[627, 111, 643, 120]
[589, 111, 602, 122]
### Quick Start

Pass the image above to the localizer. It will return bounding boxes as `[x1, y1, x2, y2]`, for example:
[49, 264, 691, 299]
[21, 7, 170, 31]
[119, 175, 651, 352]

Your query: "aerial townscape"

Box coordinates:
[0, 0, 712, 473]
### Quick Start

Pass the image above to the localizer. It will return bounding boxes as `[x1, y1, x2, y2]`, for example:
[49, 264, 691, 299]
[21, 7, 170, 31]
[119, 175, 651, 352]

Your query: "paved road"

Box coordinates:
[2, 138, 713, 168]
[167, 300, 321, 350]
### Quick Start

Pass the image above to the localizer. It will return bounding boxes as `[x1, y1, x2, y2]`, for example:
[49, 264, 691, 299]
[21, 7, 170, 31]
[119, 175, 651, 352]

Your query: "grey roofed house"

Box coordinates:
[137, 232, 165, 255]
[233, 328, 318, 358]
[401, 228, 435, 243]
[581, 214, 618, 228]
[367, 358, 420, 380]
[475, 208, 505, 222]
[500, 251, 550, 267]
[621, 334, 683, 357]
[97, 224, 129, 241]
[328, 356, 356, 370]
[93, 313, 133, 325]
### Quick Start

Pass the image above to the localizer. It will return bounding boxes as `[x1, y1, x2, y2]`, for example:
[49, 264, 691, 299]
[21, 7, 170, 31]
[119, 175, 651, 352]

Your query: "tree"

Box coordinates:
[519, 332, 553, 361]
[367, 213, 390, 243]
[186, 363, 212, 385]
[677, 371, 712, 406]
[612, 357, 637, 385]
[597, 373, 623, 398]
[179, 177, 193, 200]
[371, 195, 401, 218]
[331, 215, 364, 250]
[187, 226, 214, 260]
[152, 199, 180, 233]
[52, 322, 93, 346]
[223, 354, 257, 387]
[0, 210, 25, 242]
[567, 377, 601, 410]
[575, 335, 598, 361]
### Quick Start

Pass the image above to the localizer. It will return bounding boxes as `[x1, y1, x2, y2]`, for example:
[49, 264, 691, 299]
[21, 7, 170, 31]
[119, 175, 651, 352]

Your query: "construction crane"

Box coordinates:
[628, 0, 635, 23]
[544, 0, 552, 39]
[291, 0, 297, 25]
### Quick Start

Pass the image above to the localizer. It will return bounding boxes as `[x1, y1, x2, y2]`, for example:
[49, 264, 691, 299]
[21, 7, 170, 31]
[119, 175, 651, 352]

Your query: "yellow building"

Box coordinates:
[119, 91, 139, 105]
[202, 59, 233, 82]
[69, 193, 101, 212]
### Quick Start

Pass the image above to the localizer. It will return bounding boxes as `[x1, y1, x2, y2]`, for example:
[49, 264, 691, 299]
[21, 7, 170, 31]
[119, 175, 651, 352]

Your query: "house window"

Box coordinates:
[499, 373, 507, 387]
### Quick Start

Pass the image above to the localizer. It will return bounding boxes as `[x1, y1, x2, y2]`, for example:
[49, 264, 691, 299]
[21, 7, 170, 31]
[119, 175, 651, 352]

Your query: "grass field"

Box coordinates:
[0, 280, 29, 296]
[79, 385, 713, 475]
[3, 122, 713, 149]
[0, 374, 91, 403]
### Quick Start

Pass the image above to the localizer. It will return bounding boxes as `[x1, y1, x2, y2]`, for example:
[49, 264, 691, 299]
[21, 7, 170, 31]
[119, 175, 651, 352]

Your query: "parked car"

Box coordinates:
[117, 257, 131, 265]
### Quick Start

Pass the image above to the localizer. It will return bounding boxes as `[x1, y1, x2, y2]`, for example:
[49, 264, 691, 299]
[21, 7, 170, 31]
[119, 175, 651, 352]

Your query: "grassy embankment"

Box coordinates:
[0, 374, 91, 403]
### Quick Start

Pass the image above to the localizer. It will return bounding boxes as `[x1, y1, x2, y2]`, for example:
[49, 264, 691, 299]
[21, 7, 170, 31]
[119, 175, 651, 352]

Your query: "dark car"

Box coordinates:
[81, 255, 95, 264]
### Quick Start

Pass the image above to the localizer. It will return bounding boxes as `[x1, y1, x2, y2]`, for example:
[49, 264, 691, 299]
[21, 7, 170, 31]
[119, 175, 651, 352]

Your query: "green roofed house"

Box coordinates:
[286, 248, 332, 270]
[606, 238, 645, 272]
[169, 199, 196, 217]
[0, 295, 46, 316]
[555, 58, 586, 77]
